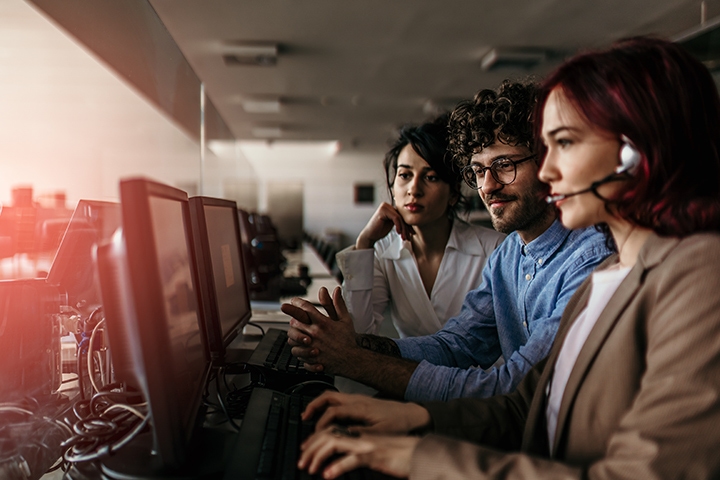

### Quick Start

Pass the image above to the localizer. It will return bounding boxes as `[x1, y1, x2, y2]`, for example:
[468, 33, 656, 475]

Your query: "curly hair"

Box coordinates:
[448, 80, 538, 168]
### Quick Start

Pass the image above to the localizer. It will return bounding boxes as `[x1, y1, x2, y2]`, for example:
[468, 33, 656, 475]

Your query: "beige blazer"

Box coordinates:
[413, 233, 720, 479]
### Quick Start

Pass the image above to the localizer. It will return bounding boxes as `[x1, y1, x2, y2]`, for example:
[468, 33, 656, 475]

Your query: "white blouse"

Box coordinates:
[336, 220, 505, 338]
[545, 264, 632, 450]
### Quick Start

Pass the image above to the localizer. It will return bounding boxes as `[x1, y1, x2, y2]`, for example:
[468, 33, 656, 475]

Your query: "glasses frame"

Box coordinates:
[461, 154, 536, 190]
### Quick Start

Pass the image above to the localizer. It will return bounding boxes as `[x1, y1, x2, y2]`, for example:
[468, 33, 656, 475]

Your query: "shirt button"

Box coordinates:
[523, 321, 528, 328]
[538, 258, 544, 265]
[525, 273, 532, 281]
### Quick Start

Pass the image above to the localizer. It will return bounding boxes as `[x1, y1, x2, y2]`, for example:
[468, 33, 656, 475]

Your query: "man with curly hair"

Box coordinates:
[284, 81, 612, 401]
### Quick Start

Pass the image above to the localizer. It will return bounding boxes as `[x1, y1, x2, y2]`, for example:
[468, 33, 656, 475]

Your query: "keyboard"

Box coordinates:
[263, 329, 303, 372]
[223, 388, 398, 480]
[246, 329, 334, 391]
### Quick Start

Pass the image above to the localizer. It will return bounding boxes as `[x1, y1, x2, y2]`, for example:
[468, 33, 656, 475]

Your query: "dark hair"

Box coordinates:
[448, 80, 538, 168]
[535, 36, 720, 237]
[383, 113, 466, 211]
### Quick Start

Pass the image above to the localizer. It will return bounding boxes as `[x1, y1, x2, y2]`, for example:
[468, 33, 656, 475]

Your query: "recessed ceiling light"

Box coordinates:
[223, 41, 278, 66]
[251, 127, 282, 138]
[242, 97, 281, 113]
[480, 48, 547, 71]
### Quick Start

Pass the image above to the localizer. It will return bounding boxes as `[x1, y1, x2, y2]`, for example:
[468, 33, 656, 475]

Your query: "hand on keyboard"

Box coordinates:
[298, 427, 420, 479]
[301, 391, 432, 435]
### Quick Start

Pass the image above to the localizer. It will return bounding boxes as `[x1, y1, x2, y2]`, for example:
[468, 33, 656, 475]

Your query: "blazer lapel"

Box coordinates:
[552, 235, 681, 454]
[551, 265, 643, 453]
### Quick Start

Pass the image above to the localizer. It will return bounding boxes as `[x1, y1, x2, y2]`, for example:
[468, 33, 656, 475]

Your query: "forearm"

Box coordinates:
[356, 334, 402, 358]
[340, 344, 418, 399]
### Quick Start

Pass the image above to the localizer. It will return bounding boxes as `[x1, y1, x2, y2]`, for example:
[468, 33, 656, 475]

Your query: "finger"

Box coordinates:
[286, 326, 312, 345]
[302, 391, 343, 421]
[291, 346, 318, 359]
[303, 431, 361, 476]
[332, 287, 350, 319]
[322, 451, 364, 480]
[301, 432, 339, 475]
[319, 287, 338, 320]
[315, 405, 367, 432]
[302, 362, 324, 373]
[281, 303, 313, 325]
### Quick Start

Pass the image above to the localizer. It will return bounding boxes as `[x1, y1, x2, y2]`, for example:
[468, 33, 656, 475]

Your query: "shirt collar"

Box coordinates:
[516, 218, 570, 265]
[378, 220, 483, 260]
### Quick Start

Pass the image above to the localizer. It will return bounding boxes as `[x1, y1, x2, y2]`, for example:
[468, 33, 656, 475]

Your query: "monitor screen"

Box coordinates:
[46, 200, 121, 310]
[98, 178, 209, 474]
[189, 197, 251, 362]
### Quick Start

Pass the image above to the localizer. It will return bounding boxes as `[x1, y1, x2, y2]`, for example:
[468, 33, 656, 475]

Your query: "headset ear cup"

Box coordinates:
[617, 136, 641, 174]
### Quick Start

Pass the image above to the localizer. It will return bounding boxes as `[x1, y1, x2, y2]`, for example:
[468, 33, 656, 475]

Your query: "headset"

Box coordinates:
[546, 135, 641, 203]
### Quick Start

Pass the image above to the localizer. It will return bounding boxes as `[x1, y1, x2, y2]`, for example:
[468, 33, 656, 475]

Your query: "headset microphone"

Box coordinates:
[545, 135, 641, 204]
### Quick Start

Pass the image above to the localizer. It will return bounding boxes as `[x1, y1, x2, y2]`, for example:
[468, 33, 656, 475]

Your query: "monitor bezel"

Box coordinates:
[188, 196, 252, 363]
[118, 178, 210, 469]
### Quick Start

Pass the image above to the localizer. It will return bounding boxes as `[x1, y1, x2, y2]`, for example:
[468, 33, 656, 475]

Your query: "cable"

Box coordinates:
[61, 387, 149, 465]
[0, 406, 33, 416]
[285, 380, 338, 396]
[214, 369, 241, 431]
[103, 403, 146, 421]
[246, 321, 266, 336]
[87, 319, 106, 394]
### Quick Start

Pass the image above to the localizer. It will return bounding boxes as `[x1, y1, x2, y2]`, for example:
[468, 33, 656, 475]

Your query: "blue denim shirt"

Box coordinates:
[396, 220, 612, 402]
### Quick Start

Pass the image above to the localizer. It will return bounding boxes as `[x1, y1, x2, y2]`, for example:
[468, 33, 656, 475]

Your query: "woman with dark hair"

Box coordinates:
[296, 37, 720, 479]
[336, 114, 505, 338]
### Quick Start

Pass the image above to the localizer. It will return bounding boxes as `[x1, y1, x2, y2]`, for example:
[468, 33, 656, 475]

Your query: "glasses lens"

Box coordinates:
[462, 166, 479, 189]
[492, 160, 516, 185]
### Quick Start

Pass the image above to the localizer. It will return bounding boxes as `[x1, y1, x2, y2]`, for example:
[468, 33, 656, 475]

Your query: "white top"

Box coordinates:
[546, 265, 632, 450]
[336, 220, 505, 338]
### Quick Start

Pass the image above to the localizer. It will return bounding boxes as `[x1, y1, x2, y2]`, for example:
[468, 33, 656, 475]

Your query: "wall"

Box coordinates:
[239, 141, 387, 246]
[0, 0, 253, 206]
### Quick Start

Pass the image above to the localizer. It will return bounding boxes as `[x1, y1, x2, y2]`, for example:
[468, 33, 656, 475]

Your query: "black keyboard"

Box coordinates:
[223, 388, 398, 480]
[224, 387, 313, 480]
[264, 330, 303, 372]
[246, 329, 334, 391]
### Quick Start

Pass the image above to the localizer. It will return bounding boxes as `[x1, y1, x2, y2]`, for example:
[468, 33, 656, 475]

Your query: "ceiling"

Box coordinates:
[29, 0, 720, 150]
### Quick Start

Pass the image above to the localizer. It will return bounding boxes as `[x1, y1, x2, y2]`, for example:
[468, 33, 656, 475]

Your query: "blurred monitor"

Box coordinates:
[97, 178, 215, 478]
[188, 196, 251, 364]
[46, 200, 121, 310]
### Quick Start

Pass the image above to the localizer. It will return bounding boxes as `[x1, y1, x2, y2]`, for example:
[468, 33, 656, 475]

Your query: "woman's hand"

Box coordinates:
[302, 391, 431, 434]
[298, 427, 420, 479]
[356, 202, 413, 249]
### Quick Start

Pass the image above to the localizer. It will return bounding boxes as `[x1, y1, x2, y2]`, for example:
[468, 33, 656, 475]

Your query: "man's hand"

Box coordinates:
[281, 287, 362, 376]
[298, 427, 420, 480]
[281, 287, 419, 397]
[302, 391, 432, 435]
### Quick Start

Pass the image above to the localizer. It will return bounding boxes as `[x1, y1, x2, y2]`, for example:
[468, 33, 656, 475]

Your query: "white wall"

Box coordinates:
[239, 141, 388, 246]
[0, 0, 254, 205]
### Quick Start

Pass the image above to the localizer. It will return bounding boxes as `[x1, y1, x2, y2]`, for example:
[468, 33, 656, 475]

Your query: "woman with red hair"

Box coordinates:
[295, 37, 720, 479]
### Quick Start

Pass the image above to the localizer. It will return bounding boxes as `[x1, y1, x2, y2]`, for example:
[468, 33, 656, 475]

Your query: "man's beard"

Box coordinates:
[485, 183, 552, 235]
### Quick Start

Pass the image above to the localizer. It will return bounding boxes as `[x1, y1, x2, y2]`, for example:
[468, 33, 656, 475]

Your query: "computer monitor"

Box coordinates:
[46, 200, 121, 311]
[188, 196, 251, 364]
[97, 178, 215, 478]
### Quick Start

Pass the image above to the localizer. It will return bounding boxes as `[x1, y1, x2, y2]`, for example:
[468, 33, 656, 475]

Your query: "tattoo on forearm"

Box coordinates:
[356, 334, 402, 358]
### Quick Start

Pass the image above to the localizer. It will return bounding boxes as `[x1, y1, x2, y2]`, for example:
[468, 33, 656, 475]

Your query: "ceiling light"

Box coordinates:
[480, 48, 547, 71]
[242, 98, 281, 113]
[223, 42, 278, 66]
[252, 127, 282, 138]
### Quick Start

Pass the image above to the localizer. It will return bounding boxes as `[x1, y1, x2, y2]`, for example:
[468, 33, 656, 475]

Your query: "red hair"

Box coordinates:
[535, 37, 720, 236]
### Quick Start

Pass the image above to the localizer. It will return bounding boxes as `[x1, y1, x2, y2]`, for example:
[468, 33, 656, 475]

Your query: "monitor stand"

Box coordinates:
[101, 428, 231, 479]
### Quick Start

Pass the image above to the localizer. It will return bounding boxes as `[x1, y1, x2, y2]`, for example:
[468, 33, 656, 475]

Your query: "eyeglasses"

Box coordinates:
[461, 154, 536, 190]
